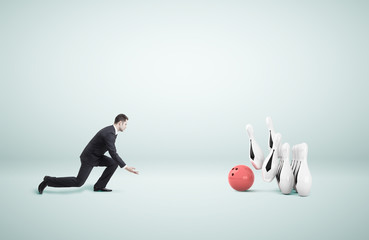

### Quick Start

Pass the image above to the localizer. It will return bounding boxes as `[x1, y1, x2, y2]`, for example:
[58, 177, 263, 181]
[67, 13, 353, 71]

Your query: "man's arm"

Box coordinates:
[105, 133, 126, 168]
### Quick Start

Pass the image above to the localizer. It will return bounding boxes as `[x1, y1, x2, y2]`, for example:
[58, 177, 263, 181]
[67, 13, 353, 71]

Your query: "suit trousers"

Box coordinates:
[46, 156, 119, 189]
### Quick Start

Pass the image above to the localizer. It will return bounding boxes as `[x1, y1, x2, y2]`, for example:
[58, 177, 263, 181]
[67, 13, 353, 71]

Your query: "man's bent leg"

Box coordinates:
[94, 156, 118, 189]
[47, 163, 93, 188]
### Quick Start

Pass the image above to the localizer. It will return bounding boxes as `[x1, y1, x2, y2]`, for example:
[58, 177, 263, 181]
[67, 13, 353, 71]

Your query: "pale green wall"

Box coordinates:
[1, 0, 368, 169]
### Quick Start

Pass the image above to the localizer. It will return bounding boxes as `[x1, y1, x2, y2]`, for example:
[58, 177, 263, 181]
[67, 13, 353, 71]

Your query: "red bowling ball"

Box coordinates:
[228, 165, 254, 191]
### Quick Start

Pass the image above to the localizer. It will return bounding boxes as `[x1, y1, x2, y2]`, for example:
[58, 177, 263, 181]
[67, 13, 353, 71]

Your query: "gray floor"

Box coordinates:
[1, 162, 368, 240]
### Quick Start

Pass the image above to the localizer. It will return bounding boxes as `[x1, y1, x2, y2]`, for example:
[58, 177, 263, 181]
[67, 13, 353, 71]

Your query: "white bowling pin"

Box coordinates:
[291, 145, 298, 191]
[276, 158, 283, 185]
[246, 124, 265, 170]
[278, 143, 294, 194]
[262, 133, 281, 182]
[266, 117, 282, 158]
[291, 145, 296, 172]
[295, 143, 312, 197]
[266, 116, 276, 149]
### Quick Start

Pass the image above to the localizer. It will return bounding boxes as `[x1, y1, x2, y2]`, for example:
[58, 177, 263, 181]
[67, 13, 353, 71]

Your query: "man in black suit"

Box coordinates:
[38, 114, 138, 194]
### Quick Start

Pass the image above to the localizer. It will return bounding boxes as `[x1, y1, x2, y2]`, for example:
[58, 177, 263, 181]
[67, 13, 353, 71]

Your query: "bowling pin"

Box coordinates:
[266, 116, 276, 149]
[246, 124, 265, 170]
[291, 145, 296, 173]
[291, 145, 299, 191]
[296, 143, 312, 197]
[262, 133, 281, 182]
[278, 143, 294, 194]
[266, 117, 282, 157]
[276, 158, 283, 184]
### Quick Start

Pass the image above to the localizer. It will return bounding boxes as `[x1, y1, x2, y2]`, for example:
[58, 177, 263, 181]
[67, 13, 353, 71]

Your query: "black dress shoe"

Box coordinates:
[38, 180, 47, 194]
[94, 187, 112, 192]
[38, 176, 51, 194]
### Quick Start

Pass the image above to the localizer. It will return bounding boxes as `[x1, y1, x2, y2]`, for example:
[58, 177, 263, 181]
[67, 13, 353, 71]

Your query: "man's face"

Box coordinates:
[119, 120, 128, 132]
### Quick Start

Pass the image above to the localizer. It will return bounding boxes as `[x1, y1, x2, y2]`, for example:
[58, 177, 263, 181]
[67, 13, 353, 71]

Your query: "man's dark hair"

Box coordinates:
[114, 114, 128, 124]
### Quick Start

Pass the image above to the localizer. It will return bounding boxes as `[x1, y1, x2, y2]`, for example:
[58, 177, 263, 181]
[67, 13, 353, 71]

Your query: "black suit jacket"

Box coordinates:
[80, 125, 126, 168]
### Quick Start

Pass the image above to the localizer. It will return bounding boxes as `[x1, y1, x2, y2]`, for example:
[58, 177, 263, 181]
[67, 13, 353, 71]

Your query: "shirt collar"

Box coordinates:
[113, 125, 118, 136]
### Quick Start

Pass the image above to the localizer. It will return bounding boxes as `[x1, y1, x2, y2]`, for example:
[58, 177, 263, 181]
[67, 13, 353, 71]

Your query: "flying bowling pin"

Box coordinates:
[266, 116, 276, 149]
[262, 133, 281, 182]
[246, 124, 265, 170]
[266, 116, 282, 157]
[278, 143, 294, 194]
[295, 143, 312, 197]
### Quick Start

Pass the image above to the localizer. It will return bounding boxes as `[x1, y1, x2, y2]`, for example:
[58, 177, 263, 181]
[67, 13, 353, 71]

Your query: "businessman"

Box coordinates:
[38, 114, 138, 194]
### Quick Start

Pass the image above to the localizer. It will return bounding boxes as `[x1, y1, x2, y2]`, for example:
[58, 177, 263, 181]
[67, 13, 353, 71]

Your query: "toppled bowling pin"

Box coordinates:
[295, 143, 312, 197]
[278, 143, 294, 194]
[276, 158, 283, 185]
[246, 124, 265, 170]
[262, 133, 281, 182]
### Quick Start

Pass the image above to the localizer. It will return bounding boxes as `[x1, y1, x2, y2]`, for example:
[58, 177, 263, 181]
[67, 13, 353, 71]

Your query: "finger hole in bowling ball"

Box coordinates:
[232, 173, 234, 176]
[236, 168, 238, 170]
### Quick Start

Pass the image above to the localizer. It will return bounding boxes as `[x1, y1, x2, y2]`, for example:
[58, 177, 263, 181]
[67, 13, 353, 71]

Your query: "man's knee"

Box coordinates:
[76, 178, 86, 187]
[106, 159, 118, 168]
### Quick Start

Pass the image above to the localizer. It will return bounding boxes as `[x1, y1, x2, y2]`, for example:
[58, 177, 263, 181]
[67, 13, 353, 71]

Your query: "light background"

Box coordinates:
[1, 0, 368, 239]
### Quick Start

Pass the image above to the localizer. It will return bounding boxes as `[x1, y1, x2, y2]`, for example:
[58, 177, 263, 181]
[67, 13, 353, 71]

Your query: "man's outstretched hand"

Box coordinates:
[125, 166, 139, 174]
